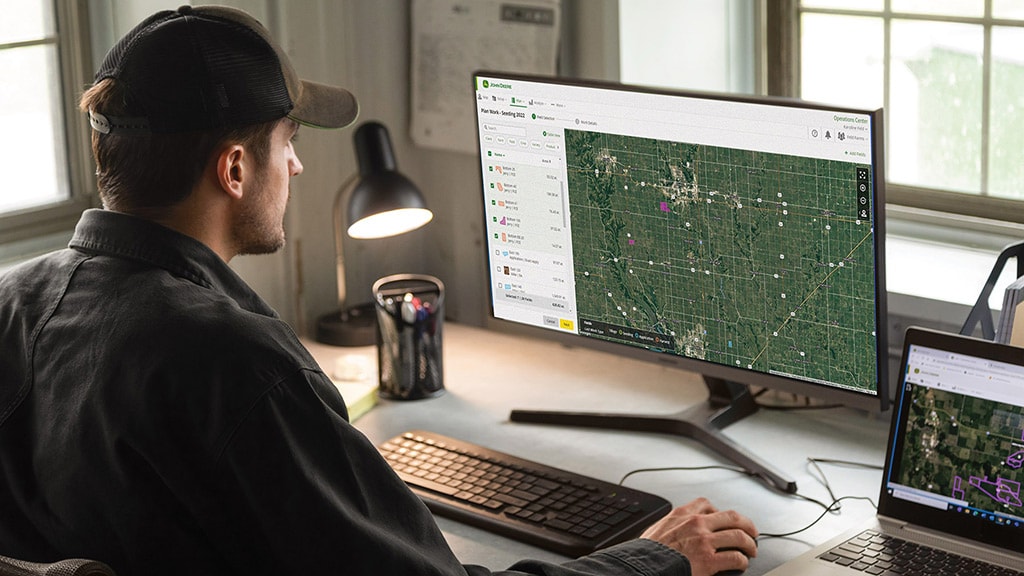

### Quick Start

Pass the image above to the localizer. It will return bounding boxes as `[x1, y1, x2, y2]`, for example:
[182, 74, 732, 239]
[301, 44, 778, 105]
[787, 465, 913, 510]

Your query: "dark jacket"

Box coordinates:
[0, 209, 689, 576]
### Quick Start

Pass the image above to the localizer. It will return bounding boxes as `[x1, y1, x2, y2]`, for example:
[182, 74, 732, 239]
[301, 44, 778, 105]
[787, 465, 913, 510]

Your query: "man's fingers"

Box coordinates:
[704, 508, 759, 539]
[675, 497, 718, 516]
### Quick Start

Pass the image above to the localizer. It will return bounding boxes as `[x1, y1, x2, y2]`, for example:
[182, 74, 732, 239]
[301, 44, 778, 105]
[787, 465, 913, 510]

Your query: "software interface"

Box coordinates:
[889, 345, 1024, 527]
[475, 74, 883, 397]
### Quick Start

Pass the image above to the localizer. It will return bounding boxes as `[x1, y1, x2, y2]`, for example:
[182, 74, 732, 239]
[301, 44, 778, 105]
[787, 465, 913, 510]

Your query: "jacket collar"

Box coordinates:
[69, 209, 277, 317]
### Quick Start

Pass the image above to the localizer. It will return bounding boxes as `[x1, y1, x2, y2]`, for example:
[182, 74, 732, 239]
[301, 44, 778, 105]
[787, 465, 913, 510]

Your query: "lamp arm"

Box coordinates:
[333, 174, 358, 315]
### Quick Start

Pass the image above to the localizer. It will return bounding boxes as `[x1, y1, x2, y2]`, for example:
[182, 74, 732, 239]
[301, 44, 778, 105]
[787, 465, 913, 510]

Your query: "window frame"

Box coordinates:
[0, 0, 96, 246]
[766, 0, 1024, 225]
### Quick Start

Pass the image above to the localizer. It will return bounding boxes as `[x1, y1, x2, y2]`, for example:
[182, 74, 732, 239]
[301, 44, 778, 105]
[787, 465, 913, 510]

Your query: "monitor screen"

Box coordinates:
[473, 72, 889, 414]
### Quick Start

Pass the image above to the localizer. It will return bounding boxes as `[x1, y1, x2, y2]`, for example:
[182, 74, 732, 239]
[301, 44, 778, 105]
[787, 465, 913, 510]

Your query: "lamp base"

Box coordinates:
[315, 302, 378, 347]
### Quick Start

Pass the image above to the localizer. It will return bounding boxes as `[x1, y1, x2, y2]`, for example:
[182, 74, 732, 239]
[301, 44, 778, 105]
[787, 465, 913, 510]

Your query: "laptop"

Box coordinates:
[766, 326, 1024, 575]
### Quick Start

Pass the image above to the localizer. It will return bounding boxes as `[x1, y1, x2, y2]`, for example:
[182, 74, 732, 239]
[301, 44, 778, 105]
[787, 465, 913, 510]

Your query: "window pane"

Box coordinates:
[0, 45, 68, 213]
[0, 0, 54, 44]
[801, 0, 883, 11]
[800, 13, 884, 109]
[989, 27, 1024, 200]
[993, 0, 1024, 19]
[620, 0, 755, 93]
[890, 0, 983, 18]
[889, 20, 983, 193]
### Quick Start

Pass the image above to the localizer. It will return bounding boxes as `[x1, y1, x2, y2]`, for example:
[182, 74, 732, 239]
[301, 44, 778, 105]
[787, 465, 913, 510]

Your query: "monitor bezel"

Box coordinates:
[474, 71, 890, 413]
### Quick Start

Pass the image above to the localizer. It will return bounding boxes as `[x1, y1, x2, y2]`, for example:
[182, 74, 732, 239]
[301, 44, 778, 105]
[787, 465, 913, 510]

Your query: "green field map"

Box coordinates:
[564, 129, 879, 392]
[898, 386, 1024, 512]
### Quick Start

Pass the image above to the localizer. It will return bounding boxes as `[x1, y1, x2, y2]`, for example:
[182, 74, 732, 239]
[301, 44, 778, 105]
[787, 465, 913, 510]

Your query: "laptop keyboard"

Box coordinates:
[377, 430, 673, 557]
[818, 529, 1022, 575]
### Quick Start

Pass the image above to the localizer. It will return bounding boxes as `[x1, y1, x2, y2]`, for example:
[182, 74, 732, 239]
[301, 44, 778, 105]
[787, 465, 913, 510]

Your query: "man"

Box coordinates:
[0, 6, 757, 576]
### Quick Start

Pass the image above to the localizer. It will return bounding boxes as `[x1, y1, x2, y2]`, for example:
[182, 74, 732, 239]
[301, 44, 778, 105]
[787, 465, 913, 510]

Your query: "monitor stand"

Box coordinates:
[509, 376, 798, 493]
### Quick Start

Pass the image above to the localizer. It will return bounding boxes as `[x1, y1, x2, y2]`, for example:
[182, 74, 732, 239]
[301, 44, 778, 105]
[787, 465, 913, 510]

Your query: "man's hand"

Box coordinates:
[640, 497, 758, 576]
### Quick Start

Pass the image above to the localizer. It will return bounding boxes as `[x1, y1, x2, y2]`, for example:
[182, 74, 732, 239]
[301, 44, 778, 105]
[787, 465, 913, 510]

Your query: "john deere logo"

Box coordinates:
[482, 80, 514, 89]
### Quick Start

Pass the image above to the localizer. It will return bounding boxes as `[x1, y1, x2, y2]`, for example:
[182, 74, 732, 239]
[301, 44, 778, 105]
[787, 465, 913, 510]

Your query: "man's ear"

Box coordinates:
[216, 144, 246, 201]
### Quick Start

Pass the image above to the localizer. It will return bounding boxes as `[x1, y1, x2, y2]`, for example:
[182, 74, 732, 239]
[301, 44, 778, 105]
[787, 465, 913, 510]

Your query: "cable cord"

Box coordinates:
[618, 464, 751, 486]
[618, 457, 883, 540]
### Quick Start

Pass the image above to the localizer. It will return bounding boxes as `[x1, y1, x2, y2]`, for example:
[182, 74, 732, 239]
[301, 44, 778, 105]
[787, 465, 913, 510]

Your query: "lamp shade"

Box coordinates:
[346, 122, 432, 239]
[315, 120, 433, 347]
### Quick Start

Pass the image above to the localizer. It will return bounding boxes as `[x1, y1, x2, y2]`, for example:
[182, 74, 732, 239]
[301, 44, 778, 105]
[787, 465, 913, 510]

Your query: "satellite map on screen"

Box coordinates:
[898, 385, 1024, 513]
[565, 129, 878, 392]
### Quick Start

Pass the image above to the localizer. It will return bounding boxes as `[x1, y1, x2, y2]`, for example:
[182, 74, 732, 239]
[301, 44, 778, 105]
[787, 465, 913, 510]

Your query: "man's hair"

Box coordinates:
[79, 78, 279, 215]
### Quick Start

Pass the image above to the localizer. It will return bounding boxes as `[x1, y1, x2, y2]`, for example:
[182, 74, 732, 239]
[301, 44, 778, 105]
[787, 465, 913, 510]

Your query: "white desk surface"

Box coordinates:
[304, 323, 891, 575]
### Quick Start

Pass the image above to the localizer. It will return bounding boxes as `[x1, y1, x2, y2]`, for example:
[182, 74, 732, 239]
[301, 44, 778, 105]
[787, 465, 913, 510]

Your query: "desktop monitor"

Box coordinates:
[473, 72, 888, 493]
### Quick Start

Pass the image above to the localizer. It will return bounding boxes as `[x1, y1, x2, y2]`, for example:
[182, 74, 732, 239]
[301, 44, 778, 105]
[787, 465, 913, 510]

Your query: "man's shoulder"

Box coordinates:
[1, 248, 87, 285]
[158, 299, 317, 373]
[0, 249, 91, 316]
[124, 300, 332, 434]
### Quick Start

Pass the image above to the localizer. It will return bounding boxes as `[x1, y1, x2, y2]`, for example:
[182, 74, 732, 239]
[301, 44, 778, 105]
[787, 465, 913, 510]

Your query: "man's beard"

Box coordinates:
[233, 177, 287, 256]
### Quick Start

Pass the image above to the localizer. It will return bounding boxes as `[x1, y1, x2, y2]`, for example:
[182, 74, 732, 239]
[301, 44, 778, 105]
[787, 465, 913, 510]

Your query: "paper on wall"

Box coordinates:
[410, 0, 560, 154]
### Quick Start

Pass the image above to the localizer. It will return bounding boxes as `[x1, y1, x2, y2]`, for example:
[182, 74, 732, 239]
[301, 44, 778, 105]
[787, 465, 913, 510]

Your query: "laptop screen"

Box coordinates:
[881, 327, 1024, 552]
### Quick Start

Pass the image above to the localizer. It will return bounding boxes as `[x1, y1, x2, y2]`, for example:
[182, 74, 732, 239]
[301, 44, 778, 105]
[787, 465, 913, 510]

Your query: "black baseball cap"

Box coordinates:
[89, 5, 358, 134]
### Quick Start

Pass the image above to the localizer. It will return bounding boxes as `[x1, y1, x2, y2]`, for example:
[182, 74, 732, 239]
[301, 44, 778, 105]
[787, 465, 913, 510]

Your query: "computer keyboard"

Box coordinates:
[378, 430, 673, 557]
[818, 529, 1024, 576]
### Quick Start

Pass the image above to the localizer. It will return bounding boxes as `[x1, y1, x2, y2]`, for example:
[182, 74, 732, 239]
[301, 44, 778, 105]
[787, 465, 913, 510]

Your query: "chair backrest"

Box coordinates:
[0, 555, 116, 576]
[960, 239, 1024, 340]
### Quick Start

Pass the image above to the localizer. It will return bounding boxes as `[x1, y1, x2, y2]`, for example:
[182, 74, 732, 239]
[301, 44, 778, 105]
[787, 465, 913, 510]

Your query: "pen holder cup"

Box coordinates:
[373, 274, 445, 400]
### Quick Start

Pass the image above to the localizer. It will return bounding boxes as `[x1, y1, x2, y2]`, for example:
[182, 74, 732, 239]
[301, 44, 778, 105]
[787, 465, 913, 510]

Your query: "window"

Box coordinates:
[779, 1, 1024, 222]
[0, 1, 93, 245]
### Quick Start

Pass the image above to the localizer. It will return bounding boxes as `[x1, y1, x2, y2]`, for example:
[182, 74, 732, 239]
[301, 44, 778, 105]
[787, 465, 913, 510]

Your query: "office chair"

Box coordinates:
[0, 555, 116, 576]
[959, 239, 1024, 340]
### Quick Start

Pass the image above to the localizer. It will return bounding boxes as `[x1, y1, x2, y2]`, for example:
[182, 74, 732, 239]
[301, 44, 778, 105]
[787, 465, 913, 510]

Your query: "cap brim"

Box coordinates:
[289, 80, 359, 129]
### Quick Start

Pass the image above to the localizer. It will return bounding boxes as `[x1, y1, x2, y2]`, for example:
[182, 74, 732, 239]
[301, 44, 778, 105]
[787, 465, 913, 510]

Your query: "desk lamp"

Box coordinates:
[315, 121, 433, 346]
